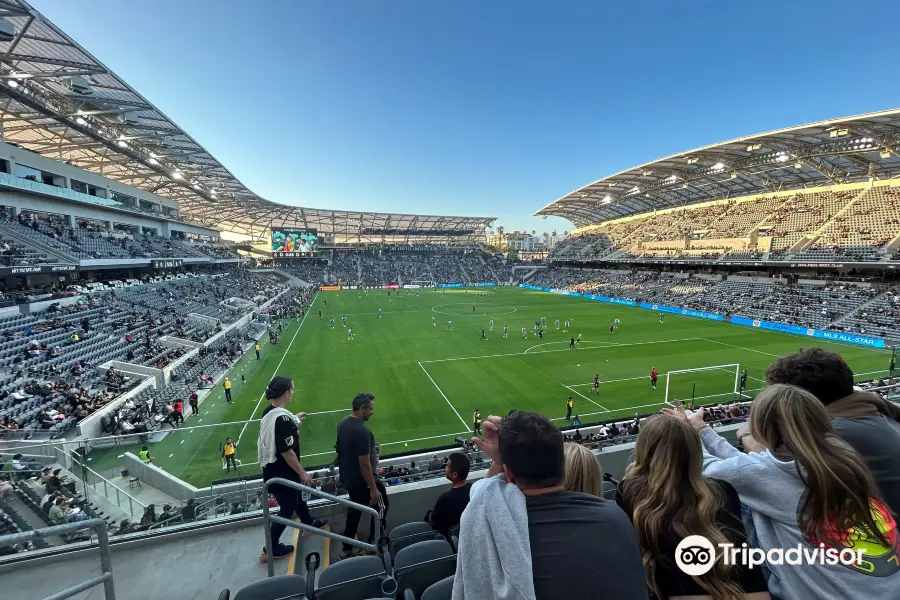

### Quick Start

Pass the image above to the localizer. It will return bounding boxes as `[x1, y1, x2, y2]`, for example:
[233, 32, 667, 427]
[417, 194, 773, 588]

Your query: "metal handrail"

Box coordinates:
[57, 446, 146, 517]
[261, 477, 383, 577]
[0, 518, 115, 599]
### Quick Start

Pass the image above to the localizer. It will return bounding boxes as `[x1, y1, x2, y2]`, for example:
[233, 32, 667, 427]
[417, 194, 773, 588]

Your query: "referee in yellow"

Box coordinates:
[224, 377, 232, 403]
[255, 343, 261, 360]
[473, 409, 482, 436]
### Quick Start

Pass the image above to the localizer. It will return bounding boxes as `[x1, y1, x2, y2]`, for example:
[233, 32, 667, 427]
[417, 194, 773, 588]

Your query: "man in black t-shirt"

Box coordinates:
[335, 392, 387, 559]
[258, 375, 328, 562]
[427, 452, 471, 537]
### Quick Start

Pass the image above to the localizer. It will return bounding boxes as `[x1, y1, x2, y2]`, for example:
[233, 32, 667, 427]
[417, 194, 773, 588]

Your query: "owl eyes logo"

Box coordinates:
[676, 536, 716, 576]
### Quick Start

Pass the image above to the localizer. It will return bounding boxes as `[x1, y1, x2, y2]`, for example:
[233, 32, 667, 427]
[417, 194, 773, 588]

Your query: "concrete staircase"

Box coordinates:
[456, 257, 471, 283]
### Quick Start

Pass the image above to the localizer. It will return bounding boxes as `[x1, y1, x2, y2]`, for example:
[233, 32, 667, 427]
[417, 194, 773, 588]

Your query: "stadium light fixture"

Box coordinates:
[148, 158, 158, 165]
[75, 116, 87, 125]
[746, 143, 761, 152]
[881, 150, 892, 159]
[686, 157, 699, 164]
[602, 195, 612, 204]
[7, 79, 17, 88]
[712, 162, 725, 170]
[172, 171, 183, 179]
[665, 174, 677, 184]
[776, 152, 790, 162]
[117, 140, 128, 148]
[794, 161, 803, 169]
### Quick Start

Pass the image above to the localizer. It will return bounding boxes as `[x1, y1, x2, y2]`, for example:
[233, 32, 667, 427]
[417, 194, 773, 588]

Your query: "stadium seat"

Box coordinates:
[394, 539, 456, 600]
[421, 576, 454, 600]
[223, 574, 305, 600]
[310, 554, 395, 600]
[389, 521, 442, 556]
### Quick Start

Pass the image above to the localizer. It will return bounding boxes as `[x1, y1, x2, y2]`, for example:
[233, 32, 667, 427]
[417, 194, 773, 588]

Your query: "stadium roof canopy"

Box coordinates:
[535, 109, 900, 228]
[0, 1, 494, 241]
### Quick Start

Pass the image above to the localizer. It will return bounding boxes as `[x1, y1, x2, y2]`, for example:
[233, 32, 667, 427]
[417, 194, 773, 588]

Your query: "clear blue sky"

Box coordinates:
[37, 0, 900, 234]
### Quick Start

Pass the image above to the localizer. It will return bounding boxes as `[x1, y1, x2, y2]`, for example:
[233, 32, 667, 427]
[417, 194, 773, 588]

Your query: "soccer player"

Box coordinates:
[341, 315, 347, 327]
[594, 374, 600, 394]
[318, 310, 322, 320]
[447, 320, 452, 330]
[650, 367, 659, 390]
[378, 308, 383, 319]
[541, 316, 546, 328]
[503, 324, 509, 338]
[740, 369, 748, 393]
[569, 336, 575, 349]
[564, 320, 570, 332]
[538, 329, 543, 339]
[609, 324, 615, 335]
[347, 329, 354, 340]
[489, 319, 494, 331]
[329, 318, 335, 329]
[659, 312, 664, 323]
[480, 329, 487, 341]
[565, 396, 574, 421]
[521, 327, 527, 339]
[576, 332, 582, 344]
[472, 304, 476, 313]
[614, 317, 620, 330]
[432, 316, 436, 326]
[554, 318, 560, 330]
[324, 299, 327, 307]
[473, 409, 482, 436]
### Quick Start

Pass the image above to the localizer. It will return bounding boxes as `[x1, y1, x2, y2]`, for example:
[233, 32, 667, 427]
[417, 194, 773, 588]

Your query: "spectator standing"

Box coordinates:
[336, 392, 387, 560]
[189, 390, 199, 416]
[562, 443, 602, 497]
[257, 375, 327, 562]
[454, 411, 648, 600]
[675, 385, 900, 599]
[617, 413, 769, 600]
[765, 348, 900, 515]
[172, 399, 184, 426]
[223, 377, 232, 403]
[427, 452, 471, 537]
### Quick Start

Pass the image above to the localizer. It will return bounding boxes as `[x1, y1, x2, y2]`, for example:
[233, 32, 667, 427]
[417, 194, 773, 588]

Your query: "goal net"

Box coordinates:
[664, 363, 744, 406]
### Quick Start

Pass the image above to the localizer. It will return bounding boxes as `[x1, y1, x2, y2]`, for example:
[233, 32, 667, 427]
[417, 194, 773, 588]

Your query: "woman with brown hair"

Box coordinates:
[563, 442, 603, 497]
[617, 412, 769, 600]
[674, 384, 900, 600]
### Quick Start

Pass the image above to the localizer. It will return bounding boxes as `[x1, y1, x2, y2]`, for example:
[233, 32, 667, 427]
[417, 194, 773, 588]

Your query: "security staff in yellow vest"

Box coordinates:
[222, 437, 238, 473]
[139, 446, 153, 464]
[473, 409, 482, 436]
[224, 377, 232, 403]
[255, 343, 261, 360]
[566, 397, 574, 421]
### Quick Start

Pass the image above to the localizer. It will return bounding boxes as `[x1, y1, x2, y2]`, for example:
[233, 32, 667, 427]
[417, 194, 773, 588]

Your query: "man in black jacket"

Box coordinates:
[427, 452, 471, 537]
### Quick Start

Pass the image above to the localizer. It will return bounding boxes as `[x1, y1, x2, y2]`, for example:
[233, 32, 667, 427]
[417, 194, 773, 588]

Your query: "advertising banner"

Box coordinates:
[729, 316, 885, 348]
[640, 302, 724, 322]
[320, 285, 340, 291]
[588, 294, 637, 307]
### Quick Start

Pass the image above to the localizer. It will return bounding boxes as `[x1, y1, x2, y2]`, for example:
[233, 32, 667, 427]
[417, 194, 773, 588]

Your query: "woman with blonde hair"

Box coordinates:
[563, 442, 603, 497]
[618, 413, 769, 600]
[671, 384, 900, 600]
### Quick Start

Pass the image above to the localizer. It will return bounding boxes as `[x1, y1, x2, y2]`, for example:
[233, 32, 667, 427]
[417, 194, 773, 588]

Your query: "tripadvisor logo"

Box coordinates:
[675, 535, 865, 576]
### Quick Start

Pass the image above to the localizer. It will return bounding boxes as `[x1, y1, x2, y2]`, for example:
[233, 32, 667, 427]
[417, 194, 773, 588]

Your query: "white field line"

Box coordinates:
[524, 340, 615, 353]
[567, 374, 651, 387]
[234, 430, 472, 466]
[418, 361, 470, 429]
[237, 291, 319, 443]
[704, 338, 781, 358]
[565, 384, 609, 412]
[420, 336, 706, 364]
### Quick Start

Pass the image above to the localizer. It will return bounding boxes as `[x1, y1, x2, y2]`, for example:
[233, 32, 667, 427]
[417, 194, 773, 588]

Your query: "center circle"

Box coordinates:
[431, 303, 518, 317]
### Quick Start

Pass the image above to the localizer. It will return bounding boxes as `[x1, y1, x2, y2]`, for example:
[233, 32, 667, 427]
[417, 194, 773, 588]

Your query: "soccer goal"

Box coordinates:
[664, 363, 744, 406]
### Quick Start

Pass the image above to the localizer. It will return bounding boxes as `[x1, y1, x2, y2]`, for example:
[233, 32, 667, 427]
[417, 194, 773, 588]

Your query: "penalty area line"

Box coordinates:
[564, 384, 609, 412]
[417, 361, 470, 429]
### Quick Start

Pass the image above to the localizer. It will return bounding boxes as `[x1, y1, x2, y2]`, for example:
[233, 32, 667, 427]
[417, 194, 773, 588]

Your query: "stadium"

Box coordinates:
[1, 3, 899, 600]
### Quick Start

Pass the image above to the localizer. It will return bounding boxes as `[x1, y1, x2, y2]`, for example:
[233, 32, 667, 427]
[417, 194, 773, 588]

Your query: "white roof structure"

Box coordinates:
[0, 1, 494, 242]
[536, 109, 900, 227]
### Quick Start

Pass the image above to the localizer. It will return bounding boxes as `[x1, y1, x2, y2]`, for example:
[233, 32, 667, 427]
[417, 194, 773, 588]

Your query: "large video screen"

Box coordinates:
[271, 229, 319, 256]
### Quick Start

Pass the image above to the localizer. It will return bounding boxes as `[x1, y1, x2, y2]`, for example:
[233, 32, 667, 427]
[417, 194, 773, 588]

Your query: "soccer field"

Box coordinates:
[88, 286, 893, 487]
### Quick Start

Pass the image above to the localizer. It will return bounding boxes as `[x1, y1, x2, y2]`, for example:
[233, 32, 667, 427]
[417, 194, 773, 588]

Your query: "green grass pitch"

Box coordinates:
[86, 287, 892, 488]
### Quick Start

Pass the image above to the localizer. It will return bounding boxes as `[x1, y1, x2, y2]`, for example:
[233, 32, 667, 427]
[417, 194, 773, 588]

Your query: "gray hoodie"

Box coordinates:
[452, 474, 536, 600]
[700, 427, 900, 600]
